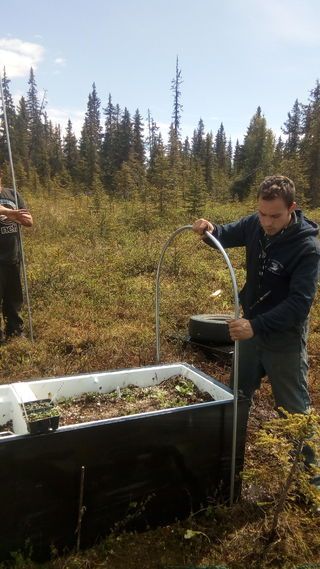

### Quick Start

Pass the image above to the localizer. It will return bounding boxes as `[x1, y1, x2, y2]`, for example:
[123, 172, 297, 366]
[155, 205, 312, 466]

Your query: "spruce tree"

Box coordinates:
[101, 94, 118, 192]
[282, 99, 302, 156]
[15, 97, 29, 174]
[204, 132, 214, 195]
[182, 136, 191, 159]
[147, 117, 161, 173]
[79, 82, 102, 190]
[184, 161, 206, 216]
[227, 138, 233, 176]
[180, 137, 191, 201]
[277, 121, 307, 203]
[191, 118, 206, 163]
[117, 124, 147, 201]
[171, 56, 183, 138]
[212, 124, 233, 200]
[300, 81, 320, 206]
[273, 136, 284, 170]
[132, 109, 145, 165]
[146, 110, 160, 167]
[167, 122, 181, 165]
[230, 107, 275, 200]
[0, 68, 17, 165]
[49, 124, 65, 179]
[167, 122, 183, 207]
[214, 123, 227, 171]
[118, 107, 132, 165]
[63, 119, 80, 184]
[167, 56, 183, 179]
[147, 133, 169, 215]
[26, 68, 49, 182]
[233, 139, 243, 175]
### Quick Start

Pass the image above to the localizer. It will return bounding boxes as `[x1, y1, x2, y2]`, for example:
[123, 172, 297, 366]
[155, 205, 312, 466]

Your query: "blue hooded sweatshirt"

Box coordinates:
[207, 210, 320, 339]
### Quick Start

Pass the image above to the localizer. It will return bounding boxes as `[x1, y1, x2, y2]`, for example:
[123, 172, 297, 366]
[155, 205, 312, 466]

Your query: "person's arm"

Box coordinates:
[0, 205, 33, 227]
[228, 252, 320, 341]
[192, 218, 214, 235]
[193, 215, 259, 340]
[228, 318, 254, 341]
[192, 216, 250, 248]
[250, 252, 320, 334]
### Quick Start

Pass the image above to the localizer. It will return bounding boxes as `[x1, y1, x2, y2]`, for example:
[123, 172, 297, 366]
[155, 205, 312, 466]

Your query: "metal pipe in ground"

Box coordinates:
[155, 225, 240, 505]
[204, 230, 240, 506]
[0, 72, 34, 342]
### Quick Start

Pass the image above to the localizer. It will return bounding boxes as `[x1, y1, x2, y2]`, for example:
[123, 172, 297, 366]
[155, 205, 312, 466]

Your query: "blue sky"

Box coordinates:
[1, 0, 320, 145]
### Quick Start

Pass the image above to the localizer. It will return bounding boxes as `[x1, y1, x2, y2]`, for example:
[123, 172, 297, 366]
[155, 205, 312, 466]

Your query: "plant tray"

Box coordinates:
[23, 399, 60, 434]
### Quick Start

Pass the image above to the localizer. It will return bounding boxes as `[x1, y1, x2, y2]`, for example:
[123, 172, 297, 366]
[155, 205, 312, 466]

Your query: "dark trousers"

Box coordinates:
[0, 263, 24, 337]
[232, 325, 316, 466]
[236, 330, 310, 414]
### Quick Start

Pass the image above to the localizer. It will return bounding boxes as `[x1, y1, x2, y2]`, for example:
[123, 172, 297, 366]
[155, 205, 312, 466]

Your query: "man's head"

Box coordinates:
[257, 175, 297, 236]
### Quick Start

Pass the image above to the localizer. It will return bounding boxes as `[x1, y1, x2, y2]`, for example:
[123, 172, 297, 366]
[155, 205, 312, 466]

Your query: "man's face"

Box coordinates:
[258, 196, 296, 236]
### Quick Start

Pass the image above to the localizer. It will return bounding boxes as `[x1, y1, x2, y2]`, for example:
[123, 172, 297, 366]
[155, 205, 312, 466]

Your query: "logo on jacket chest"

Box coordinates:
[267, 259, 284, 275]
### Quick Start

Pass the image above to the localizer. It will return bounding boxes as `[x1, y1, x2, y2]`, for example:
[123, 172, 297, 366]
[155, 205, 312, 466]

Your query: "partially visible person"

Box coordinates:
[0, 168, 33, 341]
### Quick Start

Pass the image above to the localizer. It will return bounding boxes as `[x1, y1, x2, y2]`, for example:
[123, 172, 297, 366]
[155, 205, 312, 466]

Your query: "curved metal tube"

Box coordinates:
[155, 225, 240, 505]
[155, 225, 193, 363]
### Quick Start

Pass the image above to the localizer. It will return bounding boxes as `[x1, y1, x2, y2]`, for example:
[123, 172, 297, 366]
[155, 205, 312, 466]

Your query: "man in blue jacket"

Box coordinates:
[193, 175, 320, 417]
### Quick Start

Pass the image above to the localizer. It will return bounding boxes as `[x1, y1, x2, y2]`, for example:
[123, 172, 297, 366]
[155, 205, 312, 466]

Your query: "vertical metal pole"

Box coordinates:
[0, 72, 34, 342]
[204, 230, 240, 506]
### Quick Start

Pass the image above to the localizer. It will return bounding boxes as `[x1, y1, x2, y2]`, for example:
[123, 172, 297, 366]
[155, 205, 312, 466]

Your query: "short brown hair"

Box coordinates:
[257, 175, 295, 207]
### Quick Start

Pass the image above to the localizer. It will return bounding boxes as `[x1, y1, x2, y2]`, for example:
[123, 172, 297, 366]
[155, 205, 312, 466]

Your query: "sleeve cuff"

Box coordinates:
[249, 318, 260, 335]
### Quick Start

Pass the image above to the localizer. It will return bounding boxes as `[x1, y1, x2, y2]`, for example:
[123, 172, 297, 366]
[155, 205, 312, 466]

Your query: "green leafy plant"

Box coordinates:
[243, 409, 320, 541]
[174, 378, 195, 397]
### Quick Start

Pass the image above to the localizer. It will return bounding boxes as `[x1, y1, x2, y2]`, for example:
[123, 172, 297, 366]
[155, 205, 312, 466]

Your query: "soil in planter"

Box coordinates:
[57, 375, 214, 426]
[0, 420, 13, 433]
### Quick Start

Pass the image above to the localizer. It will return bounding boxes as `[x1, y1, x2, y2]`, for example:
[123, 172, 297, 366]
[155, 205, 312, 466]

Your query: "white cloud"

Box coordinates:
[0, 37, 44, 77]
[54, 57, 66, 67]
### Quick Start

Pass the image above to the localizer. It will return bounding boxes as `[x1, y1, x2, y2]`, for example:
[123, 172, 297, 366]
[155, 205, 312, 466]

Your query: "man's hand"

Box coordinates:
[192, 218, 214, 235]
[0, 208, 33, 227]
[228, 318, 254, 341]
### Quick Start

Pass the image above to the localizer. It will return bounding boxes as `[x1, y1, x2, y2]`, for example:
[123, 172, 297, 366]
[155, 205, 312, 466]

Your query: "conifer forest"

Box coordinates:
[1, 63, 320, 207]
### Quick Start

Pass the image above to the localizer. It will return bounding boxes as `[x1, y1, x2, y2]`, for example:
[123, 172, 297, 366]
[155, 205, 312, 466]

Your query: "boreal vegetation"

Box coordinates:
[1, 59, 320, 206]
[0, 62, 320, 568]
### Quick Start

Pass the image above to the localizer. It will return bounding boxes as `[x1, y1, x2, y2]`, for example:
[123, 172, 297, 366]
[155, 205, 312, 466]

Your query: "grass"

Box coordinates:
[0, 192, 250, 380]
[1, 189, 320, 568]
